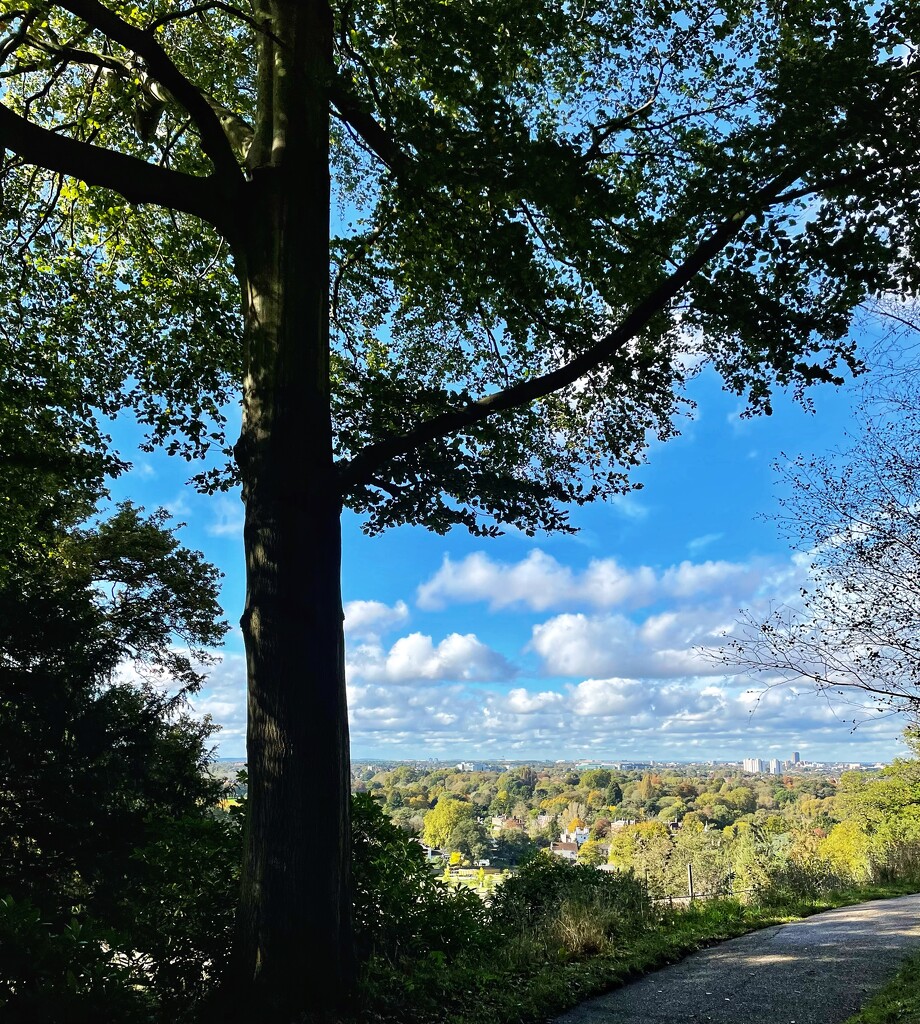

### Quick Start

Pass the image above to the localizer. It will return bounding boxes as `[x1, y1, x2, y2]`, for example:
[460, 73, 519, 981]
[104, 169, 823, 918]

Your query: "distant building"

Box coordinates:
[411, 838, 437, 860]
[769, 759, 782, 775]
[743, 758, 766, 773]
[792, 751, 800, 764]
[550, 841, 579, 861]
[491, 815, 525, 832]
[561, 825, 590, 847]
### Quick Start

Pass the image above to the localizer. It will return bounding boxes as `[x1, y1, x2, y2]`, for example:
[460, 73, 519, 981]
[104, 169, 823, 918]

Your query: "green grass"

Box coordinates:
[842, 949, 920, 1024]
[358, 881, 920, 1024]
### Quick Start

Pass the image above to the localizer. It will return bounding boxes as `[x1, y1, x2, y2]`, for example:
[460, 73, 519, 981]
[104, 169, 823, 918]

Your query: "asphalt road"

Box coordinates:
[552, 894, 920, 1024]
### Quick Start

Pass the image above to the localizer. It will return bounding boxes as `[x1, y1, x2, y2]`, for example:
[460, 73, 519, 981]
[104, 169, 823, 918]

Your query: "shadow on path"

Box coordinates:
[552, 894, 920, 1024]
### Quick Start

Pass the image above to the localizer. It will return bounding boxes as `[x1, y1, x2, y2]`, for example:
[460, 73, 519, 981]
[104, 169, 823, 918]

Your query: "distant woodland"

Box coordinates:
[354, 757, 920, 894]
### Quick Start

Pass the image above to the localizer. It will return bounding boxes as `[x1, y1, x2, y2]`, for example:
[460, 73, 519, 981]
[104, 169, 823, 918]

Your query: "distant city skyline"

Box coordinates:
[218, 751, 896, 768]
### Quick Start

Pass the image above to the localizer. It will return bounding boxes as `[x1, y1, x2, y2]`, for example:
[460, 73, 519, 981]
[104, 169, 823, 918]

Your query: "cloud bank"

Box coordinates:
[179, 545, 906, 762]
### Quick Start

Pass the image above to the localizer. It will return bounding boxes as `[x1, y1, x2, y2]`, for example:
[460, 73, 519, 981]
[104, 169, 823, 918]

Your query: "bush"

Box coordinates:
[0, 809, 243, 1024]
[0, 896, 154, 1024]
[112, 812, 242, 1016]
[757, 859, 849, 908]
[352, 793, 489, 965]
[875, 841, 920, 885]
[489, 853, 652, 954]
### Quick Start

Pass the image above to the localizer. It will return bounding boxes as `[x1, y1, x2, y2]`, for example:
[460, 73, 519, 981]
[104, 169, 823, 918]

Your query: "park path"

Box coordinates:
[552, 893, 920, 1024]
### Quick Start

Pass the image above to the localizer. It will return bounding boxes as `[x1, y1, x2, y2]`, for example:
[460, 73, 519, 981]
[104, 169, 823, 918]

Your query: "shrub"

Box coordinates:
[113, 812, 242, 1015]
[757, 859, 849, 908]
[352, 793, 489, 965]
[489, 853, 652, 952]
[0, 896, 154, 1024]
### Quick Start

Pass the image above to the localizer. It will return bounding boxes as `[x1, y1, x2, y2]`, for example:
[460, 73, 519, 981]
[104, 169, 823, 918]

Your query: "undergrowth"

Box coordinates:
[4, 792, 915, 1024]
[353, 798, 920, 1024]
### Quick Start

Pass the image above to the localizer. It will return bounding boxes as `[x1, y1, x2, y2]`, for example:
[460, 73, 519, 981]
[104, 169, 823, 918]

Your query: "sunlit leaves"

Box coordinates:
[2, 0, 919, 534]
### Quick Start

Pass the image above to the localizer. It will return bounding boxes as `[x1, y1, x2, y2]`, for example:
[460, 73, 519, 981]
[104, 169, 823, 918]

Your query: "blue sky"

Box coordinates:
[109, 357, 911, 765]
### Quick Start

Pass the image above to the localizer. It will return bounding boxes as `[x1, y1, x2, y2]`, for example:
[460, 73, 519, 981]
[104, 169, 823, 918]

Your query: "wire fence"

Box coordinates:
[649, 888, 755, 906]
[643, 864, 755, 905]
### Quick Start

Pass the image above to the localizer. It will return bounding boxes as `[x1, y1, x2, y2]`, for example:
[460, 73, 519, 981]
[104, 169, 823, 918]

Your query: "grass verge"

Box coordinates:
[842, 948, 920, 1024]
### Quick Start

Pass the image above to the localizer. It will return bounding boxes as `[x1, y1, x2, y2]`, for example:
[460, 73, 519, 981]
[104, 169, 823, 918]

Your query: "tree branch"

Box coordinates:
[330, 76, 407, 172]
[149, 1, 268, 35]
[583, 66, 664, 161]
[337, 169, 801, 491]
[54, 0, 243, 183]
[3, 35, 256, 161]
[0, 100, 231, 229]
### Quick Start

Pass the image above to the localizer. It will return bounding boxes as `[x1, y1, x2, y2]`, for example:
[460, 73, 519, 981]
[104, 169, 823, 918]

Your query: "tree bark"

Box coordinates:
[229, 1, 354, 1019]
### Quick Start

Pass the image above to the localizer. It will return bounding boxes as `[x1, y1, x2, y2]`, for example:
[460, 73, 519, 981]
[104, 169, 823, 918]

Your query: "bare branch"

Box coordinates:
[584, 71, 662, 161]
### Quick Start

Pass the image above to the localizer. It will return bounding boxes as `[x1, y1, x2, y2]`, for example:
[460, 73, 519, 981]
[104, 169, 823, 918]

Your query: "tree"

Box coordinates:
[0, 500, 228, 921]
[561, 800, 588, 831]
[0, 485, 237, 1015]
[422, 797, 476, 851]
[818, 819, 874, 881]
[670, 821, 730, 896]
[2, 1, 919, 1018]
[591, 818, 612, 840]
[450, 817, 490, 863]
[492, 829, 536, 867]
[725, 358, 920, 717]
[577, 838, 606, 867]
[581, 768, 612, 791]
[608, 820, 673, 895]
[835, 734, 920, 875]
[636, 774, 660, 803]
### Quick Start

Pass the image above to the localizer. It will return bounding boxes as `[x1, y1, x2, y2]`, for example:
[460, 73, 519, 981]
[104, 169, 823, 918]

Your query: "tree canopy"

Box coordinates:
[0, 494, 228, 913]
[3, 1, 917, 526]
[422, 796, 477, 850]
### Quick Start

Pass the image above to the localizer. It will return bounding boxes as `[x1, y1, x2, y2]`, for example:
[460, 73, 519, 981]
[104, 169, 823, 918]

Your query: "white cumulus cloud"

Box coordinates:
[348, 631, 516, 685]
[530, 608, 726, 679]
[417, 550, 781, 613]
[344, 599, 409, 639]
[505, 687, 565, 713]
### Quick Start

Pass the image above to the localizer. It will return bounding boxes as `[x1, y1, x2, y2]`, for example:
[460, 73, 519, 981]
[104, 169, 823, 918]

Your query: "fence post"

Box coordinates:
[687, 863, 695, 902]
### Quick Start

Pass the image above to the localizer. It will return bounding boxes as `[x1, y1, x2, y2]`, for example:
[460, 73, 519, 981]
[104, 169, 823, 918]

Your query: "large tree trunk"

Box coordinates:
[229, 1, 354, 1019]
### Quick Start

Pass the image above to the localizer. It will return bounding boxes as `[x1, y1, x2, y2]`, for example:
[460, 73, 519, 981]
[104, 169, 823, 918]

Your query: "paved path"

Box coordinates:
[553, 894, 920, 1024]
